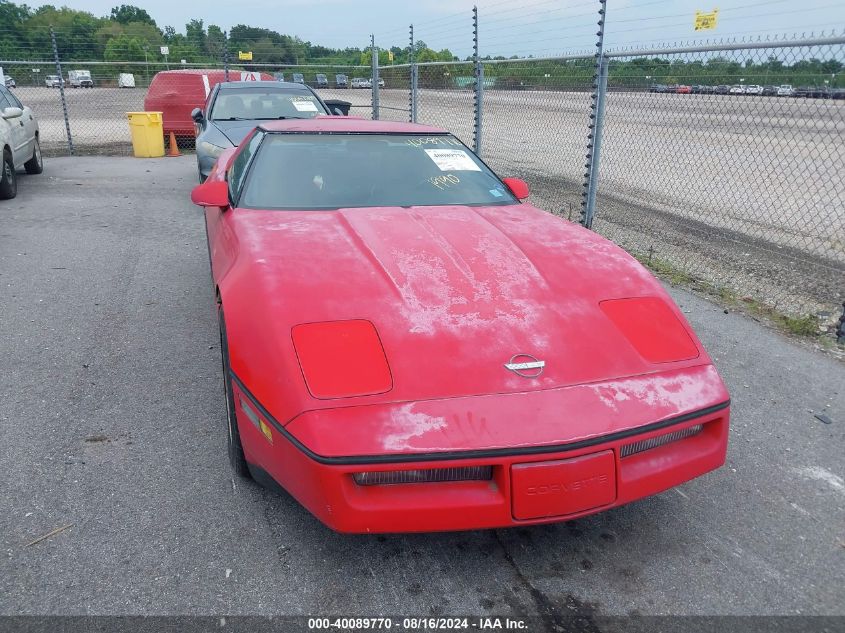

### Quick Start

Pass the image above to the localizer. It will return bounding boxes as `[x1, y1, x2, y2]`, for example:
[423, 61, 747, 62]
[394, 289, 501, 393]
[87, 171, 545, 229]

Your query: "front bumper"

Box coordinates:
[230, 367, 730, 534]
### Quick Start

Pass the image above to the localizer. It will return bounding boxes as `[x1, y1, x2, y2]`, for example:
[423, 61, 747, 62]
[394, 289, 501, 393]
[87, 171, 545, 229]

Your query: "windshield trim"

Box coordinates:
[236, 131, 519, 212]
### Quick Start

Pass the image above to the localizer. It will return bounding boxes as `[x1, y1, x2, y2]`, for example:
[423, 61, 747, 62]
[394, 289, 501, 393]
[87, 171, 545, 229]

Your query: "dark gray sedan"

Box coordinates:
[192, 81, 331, 182]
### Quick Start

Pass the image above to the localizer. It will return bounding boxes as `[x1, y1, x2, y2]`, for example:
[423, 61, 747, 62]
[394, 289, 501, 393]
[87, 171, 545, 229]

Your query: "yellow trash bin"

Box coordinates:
[126, 111, 165, 158]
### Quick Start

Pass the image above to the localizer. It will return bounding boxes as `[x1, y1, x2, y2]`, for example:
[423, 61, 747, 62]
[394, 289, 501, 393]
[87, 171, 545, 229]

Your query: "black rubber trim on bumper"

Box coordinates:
[230, 371, 730, 466]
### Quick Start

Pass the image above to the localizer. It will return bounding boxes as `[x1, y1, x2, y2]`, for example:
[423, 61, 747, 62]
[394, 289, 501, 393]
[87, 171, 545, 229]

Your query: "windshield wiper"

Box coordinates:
[252, 116, 310, 120]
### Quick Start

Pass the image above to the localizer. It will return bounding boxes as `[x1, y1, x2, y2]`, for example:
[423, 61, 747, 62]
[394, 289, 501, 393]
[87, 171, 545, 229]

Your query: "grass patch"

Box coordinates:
[634, 251, 826, 340]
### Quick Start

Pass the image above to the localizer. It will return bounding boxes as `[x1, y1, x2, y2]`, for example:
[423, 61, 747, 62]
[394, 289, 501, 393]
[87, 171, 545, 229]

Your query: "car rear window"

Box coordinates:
[211, 88, 325, 121]
[239, 133, 518, 210]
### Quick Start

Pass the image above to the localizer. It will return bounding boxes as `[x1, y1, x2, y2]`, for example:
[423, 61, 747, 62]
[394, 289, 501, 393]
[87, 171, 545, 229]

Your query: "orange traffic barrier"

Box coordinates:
[167, 132, 180, 157]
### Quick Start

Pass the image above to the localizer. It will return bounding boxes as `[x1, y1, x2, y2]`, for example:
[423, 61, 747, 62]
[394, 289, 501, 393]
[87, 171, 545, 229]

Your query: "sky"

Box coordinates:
[32, 0, 845, 58]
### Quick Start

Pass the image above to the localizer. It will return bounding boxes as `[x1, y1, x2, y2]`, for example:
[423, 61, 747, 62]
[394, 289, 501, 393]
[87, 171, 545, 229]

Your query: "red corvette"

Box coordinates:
[191, 118, 730, 533]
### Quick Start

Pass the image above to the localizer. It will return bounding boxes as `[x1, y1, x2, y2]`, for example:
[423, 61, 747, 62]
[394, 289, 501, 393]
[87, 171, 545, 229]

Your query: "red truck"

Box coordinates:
[144, 69, 274, 137]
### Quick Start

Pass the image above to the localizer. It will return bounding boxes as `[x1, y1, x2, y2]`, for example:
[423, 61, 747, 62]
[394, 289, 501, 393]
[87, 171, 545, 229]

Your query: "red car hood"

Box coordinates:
[221, 203, 713, 424]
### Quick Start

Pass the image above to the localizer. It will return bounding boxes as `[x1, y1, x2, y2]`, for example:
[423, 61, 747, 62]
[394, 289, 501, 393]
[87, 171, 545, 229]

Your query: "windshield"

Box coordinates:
[239, 133, 518, 210]
[211, 88, 325, 121]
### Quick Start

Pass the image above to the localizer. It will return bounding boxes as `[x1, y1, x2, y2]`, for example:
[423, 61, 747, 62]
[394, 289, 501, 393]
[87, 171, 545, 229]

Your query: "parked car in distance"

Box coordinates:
[762, 85, 777, 96]
[335, 74, 348, 88]
[44, 75, 64, 88]
[118, 73, 135, 88]
[351, 77, 371, 88]
[675, 85, 692, 94]
[744, 84, 763, 95]
[292, 73, 305, 84]
[715, 85, 730, 94]
[3, 75, 15, 88]
[273, 72, 286, 82]
[315, 73, 328, 88]
[68, 69, 94, 88]
[192, 80, 330, 182]
[0, 84, 44, 200]
[377, 78, 385, 88]
[776, 84, 794, 96]
[648, 84, 668, 93]
[729, 85, 745, 94]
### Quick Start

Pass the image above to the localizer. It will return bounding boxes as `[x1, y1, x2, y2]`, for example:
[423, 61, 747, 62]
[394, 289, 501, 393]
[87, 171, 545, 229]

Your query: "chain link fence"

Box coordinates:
[4, 46, 373, 155]
[594, 40, 845, 325]
[3, 26, 843, 333]
[382, 36, 844, 332]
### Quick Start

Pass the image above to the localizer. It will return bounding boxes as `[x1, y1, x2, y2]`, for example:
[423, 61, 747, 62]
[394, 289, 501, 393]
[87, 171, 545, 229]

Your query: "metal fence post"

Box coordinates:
[223, 31, 230, 81]
[580, 0, 607, 228]
[50, 27, 74, 156]
[371, 35, 380, 120]
[409, 25, 418, 123]
[473, 6, 483, 155]
[583, 56, 608, 229]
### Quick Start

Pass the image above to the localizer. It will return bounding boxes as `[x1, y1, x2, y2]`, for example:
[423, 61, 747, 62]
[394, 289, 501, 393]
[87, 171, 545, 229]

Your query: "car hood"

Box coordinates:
[220, 204, 711, 419]
[211, 120, 259, 146]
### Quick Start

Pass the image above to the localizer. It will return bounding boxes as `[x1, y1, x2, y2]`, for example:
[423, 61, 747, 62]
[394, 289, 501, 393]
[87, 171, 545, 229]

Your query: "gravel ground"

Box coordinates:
[0, 157, 843, 620]
[11, 84, 845, 318]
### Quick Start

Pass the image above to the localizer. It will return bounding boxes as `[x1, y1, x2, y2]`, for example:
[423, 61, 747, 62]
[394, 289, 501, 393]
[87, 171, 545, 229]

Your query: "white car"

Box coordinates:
[777, 84, 795, 96]
[729, 85, 746, 94]
[351, 77, 371, 89]
[3, 75, 15, 89]
[0, 84, 43, 200]
[44, 75, 64, 88]
[744, 84, 763, 95]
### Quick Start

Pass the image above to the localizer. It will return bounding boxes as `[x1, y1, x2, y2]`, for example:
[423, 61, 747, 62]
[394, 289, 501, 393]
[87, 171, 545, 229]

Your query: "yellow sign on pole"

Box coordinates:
[238, 51, 253, 61]
[388, 50, 394, 62]
[694, 9, 719, 31]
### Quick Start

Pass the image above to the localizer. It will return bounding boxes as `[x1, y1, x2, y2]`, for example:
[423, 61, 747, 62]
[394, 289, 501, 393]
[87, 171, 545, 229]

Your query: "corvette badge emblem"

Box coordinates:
[504, 354, 545, 378]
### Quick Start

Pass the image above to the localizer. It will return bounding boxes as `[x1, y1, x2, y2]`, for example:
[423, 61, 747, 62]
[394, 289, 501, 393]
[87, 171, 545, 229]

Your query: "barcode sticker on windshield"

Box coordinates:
[292, 100, 319, 112]
[424, 149, 481, 172]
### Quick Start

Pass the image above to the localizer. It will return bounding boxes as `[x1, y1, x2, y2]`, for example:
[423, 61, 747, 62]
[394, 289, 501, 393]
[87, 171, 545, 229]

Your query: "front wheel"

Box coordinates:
[218, 306, 251, 479]
[0, 150, 17, 200]
[24, 137, 43, 175]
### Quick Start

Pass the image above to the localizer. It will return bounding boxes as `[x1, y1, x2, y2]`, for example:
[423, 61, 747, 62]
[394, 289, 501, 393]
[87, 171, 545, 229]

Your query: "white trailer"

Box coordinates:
[118, 73, 136, 88]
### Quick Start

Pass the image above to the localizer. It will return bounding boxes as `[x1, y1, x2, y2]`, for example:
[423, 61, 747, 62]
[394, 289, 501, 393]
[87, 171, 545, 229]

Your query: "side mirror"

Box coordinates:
[2, 107, 23, 120]
[502, 177, 529, 201]
[191, 107, 204, 123]
[324, 99, 351, 116]
[191, 180, 229, 208]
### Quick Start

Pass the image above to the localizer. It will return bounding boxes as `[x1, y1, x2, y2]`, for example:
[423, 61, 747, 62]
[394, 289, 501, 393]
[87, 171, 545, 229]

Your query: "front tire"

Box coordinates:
[218, 306, 251, 479]
[24, 137, 43, 175]
[0, 150, 17, 200]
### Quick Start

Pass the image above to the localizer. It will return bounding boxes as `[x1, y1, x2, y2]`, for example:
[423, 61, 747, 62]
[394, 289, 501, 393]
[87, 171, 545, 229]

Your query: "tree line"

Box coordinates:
[0, 1, 455, 66]
[0, 1, 839, 89]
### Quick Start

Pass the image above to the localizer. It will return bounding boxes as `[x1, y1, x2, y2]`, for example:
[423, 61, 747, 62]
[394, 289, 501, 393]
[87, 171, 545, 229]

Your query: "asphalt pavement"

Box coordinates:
[0, 156, 842, 618]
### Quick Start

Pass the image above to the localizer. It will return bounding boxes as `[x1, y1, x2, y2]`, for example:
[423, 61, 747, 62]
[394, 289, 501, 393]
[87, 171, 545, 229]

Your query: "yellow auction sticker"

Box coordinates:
[694, 9, 719, 31]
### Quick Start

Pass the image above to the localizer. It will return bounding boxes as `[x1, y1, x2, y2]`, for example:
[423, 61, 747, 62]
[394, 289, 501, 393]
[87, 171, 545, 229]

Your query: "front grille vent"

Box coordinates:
[621, 424, 704, 458]
[353, 466, 493, 486]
